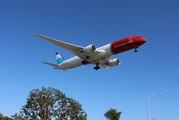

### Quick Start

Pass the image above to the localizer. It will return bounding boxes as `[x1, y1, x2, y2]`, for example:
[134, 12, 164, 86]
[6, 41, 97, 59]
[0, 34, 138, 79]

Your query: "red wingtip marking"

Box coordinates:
[55, 52, 59, 55]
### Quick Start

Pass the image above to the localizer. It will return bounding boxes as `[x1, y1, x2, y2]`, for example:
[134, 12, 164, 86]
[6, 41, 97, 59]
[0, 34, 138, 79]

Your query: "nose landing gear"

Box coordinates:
[134, 49, 137, 52]
[134, 47, 138, 52]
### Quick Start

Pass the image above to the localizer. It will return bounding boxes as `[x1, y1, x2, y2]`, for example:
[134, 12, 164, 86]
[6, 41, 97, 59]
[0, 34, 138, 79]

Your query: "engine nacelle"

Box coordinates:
[81, 44, 96, 53]
[108, 58, 120, 66]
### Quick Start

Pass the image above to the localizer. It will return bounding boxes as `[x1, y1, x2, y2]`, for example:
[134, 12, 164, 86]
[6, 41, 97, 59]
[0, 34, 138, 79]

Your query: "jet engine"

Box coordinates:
[108, 58, 120, 66]
[81, 44, 96, 53]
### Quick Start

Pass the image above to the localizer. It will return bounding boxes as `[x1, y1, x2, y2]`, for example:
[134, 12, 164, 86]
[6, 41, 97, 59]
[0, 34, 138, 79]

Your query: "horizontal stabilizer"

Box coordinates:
[42, 62, 59, 67]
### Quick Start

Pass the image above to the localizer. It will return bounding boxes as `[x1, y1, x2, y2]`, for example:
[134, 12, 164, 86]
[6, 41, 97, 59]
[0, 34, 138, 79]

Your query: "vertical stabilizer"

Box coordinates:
[56, 52, 65, 64]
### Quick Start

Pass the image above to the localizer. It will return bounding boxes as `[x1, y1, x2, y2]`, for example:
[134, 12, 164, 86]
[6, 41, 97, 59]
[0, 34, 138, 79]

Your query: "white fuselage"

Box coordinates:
[55, 44, 112, 70]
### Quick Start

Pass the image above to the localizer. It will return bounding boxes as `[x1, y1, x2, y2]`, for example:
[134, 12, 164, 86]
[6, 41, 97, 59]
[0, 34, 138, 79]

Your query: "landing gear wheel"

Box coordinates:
[94, 66, 100, 70]
[81, 56, 90, 65]
[81, 60, 88, 65]
[134, 49, 137, 52]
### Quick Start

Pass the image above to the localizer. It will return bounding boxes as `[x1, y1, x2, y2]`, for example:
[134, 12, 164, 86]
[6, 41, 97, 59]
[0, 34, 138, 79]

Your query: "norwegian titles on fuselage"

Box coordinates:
[114, 40, 134, 48]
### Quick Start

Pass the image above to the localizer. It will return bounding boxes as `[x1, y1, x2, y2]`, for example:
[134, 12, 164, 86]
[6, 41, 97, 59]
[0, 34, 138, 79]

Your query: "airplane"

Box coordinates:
[35, 34, 146, 71]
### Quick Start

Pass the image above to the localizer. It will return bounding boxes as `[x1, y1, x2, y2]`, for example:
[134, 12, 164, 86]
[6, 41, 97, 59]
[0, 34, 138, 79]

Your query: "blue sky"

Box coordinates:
[0, 0, 179, 120]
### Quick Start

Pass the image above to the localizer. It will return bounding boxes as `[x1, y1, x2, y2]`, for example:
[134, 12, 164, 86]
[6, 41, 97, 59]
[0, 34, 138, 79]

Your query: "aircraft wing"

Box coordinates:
[35, 34, 102, 60]
[35, 34, 84, 53]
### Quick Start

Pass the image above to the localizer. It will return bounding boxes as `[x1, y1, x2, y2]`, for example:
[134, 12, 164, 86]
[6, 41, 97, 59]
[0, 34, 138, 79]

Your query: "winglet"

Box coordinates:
[34, 34, 42, 37]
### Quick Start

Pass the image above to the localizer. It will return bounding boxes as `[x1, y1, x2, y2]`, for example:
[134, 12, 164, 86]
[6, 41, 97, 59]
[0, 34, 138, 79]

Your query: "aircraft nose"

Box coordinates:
[135, 37, 146, 45]
[142, 38, 146, 43]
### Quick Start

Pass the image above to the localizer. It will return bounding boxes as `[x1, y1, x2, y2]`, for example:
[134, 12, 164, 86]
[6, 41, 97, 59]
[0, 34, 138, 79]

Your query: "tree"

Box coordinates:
[0, 113, 3, 119]
[104, 108, 122, 120]
[11, 111, 30, 120]
[21, 87, 87, 120]
[0, 112, 13, 120]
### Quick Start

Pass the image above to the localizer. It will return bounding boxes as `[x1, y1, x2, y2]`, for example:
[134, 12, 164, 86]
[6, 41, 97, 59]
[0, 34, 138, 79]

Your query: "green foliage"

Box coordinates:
[0, 112, 13, 120]
[104, 108, 122, 120]
[21, 87, 87, 120]
[0, 113, 3, 118]
[11, 111, 30, 120]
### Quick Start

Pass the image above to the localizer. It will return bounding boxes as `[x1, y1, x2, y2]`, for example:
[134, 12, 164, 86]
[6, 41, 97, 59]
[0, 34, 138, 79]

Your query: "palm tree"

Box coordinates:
[104, 108, 122, 120]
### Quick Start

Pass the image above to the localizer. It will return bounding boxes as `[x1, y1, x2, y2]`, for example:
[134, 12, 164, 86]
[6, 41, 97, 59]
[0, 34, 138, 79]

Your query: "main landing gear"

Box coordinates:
[81, 56, 90, 65]
[81, 60, 88, 65]
[94, 63, 100, 70]
[81, 56, 100, 70]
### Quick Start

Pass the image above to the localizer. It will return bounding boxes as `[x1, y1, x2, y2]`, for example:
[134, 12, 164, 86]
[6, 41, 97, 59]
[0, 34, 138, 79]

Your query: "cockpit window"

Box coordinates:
[137, 36, 141, 38]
